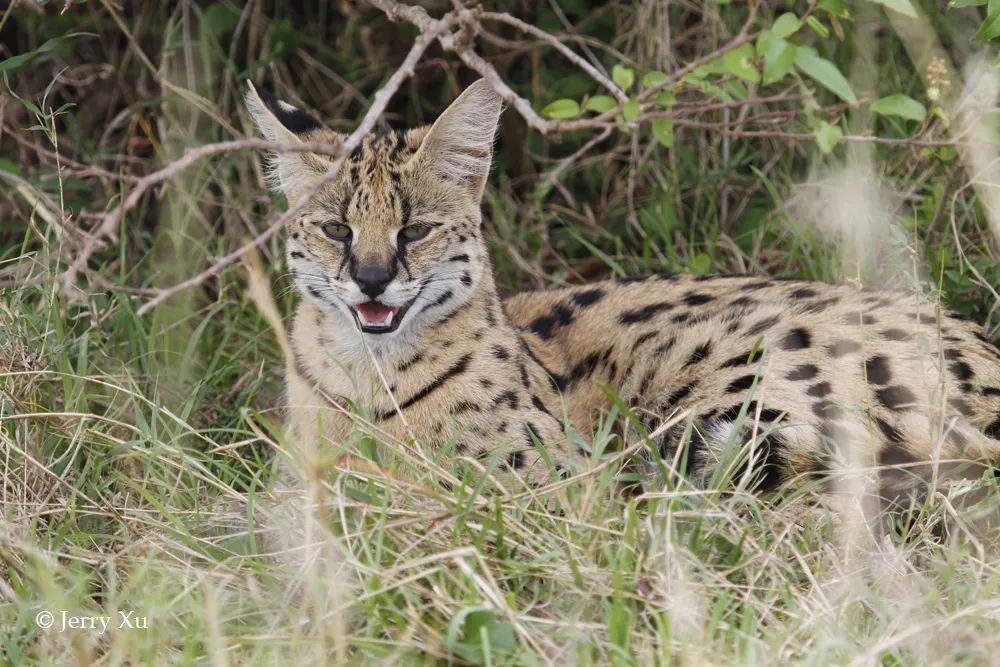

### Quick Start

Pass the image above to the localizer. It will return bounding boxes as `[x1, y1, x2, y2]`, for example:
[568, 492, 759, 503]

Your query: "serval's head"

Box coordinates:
[246, 80, 502, 340]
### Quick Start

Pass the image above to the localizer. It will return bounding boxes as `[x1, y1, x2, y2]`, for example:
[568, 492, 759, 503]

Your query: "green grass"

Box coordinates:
[2, 1, 1000, 664]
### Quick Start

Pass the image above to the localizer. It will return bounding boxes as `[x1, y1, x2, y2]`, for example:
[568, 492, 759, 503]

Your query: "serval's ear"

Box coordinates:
[245, 81, 342, 199]
[412, 79, 504, 199]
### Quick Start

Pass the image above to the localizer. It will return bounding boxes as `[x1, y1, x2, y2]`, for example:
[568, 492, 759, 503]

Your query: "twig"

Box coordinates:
[61, 138, 344, 294]
[479, 11, 627, 104]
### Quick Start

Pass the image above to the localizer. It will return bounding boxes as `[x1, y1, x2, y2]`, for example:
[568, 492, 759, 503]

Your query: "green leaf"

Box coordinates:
[815, 121, 843, 153]
[584, 95, 617, 113]
[446, 607, 517, 664]
[0, 158, 23, 176]
[949, 0, 987, 6]
[867, 0, 918, 17]
[770, 13, 802, 39]
[975, 12, 1000, 40]
[689, 253, 712, 274]
[820, 0, 852, 17]
[805, 16, 830, 39]
[0, 33, 93, 75]
[760, 38, 798, 85]
[201, 3, 240, 36]
[721, 43, 760, 83]
[622, 99, 641, 121]
[870, 94, 927, 121]
[656, 89, 677, 106]
[652, 118, 674, 147]
[794, 47, 858, 103]
[641, 71, 668, 88]
[542, 98, 581, 119]
[612, 64, 635, 90]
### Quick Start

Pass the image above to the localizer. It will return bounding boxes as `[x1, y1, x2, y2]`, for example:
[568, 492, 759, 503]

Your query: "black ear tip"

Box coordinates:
[253, 83, 325, 135]
[255, 84, 281, 107]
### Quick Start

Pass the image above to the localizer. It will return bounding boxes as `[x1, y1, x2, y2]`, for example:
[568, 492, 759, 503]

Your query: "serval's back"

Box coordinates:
[247, 79, 1000, 497]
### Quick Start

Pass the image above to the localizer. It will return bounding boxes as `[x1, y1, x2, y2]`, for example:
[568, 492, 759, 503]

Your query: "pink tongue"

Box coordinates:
[354, 301, 397, 326]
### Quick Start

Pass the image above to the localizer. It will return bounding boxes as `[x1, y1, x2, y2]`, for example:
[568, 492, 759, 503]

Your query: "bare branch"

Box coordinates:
[123, 20, 450, 315]
[479, 11, 628, 104]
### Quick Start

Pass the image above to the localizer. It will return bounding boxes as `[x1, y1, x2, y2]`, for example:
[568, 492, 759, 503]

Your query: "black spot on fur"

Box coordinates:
[449, 253, 470, 263]
[780, 328, 812, 350]
[948, 398, 973, 416]
[683, 292, 715, 305]
[671, 312, 692, 324]
[653, 338, 676, 356]
[518, 362, 530, 388]
[506, 451, 525, 469]
[918, 313, 937, 325]
[494, 390, 519, 410]
[618, 301, 674, 325]
[983, 387, 1000, 397]
[986, 417, 1000, 439]
[827, 340, 862, 358]
[730, 296, 758, 308]
[876, 385, 918, 411]
[864, 356, 892, 385]
[881, 328, 910, 341]
[451, 401, 481, 414]
[949, 360, 974, 382]
[727, 375, 757, 393]
[721, 348, 763, 368]
[398, 351, 424, 372]
[563, 349, 610, 388]
[874, 417, 905, 445]
[664, 383, 695, 407]
[715, 402, 753, 424]
[492, 345, 509, 360]
[880, 443, 916, 466]
[744, 280, 772, 290]
[572, 288, 605, 307]
[786, 364, 819, 381]
[377, 353, 473, 420]
[746, 315, 781, 336]
[758, 408, 783, 422]
[617, 275, 649, 284]
[289, 251, 305, 259]
[631, 331, 657, 352]
[798, 297, 840, 314]
[790, 288, 818, 299]
[529, 304, 575, 339]
[524, 422, 545, 449]
[807, 382, 832, 398]
[637, 367, 658, 398]
[686, 342, 712, 366]
[461, 273, 472, 287]
[745, 431, 786, 491]
[434, 290, 454, 307]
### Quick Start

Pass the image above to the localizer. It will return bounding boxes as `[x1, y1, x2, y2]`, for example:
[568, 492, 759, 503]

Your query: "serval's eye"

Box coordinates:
[399, 225, 431, 243]
[322, 223, 352, 242]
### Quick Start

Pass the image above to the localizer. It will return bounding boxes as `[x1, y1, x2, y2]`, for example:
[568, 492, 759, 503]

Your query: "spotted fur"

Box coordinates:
[248, 80, 1000, 495]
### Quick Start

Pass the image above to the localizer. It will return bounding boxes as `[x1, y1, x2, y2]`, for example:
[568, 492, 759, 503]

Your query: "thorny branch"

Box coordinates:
[43, 0, 967, 311]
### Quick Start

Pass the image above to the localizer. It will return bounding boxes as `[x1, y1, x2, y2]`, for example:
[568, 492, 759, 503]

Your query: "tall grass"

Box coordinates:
[1, 1, 998, 664]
